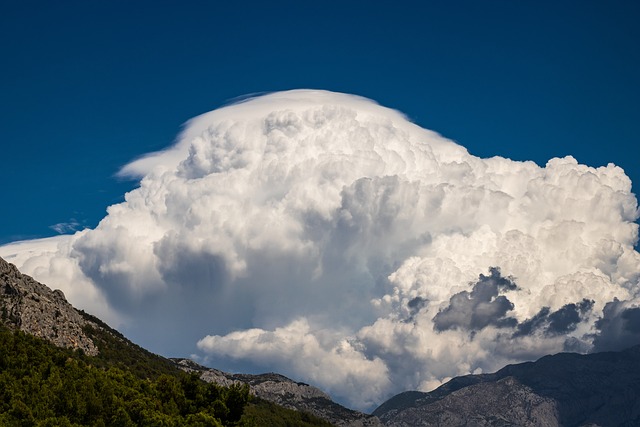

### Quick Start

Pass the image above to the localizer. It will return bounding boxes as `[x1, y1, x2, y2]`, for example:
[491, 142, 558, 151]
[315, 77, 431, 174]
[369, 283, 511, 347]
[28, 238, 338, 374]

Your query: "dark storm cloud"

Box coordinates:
[408, 296, 427, 311]
[623, 307, 640, 332]
[513, 307, 551, 337]
[433, 267, 518, 332]
[405, 296, 428, 323]
[513, 299, 594, 338]
[547, 299, 594, 335]
[592, 299, 640, 352]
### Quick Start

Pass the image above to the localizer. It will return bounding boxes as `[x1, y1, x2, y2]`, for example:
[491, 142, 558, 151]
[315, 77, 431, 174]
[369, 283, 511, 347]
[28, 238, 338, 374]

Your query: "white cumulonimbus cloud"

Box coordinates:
[1, 90, 639, 410]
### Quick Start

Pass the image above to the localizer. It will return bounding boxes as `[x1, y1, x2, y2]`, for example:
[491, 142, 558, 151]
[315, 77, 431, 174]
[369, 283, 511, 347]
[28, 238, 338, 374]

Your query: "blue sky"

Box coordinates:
[1, 0, 638, 244]
[2, 2, 640, 408]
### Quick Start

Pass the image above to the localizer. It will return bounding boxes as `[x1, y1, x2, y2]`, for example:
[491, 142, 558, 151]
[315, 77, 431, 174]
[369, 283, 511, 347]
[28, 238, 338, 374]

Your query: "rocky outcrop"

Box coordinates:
[173, 358, 383, 426]
[374, 345, 640, 426]
[0, 256, 98, 356]
[375, 376, 559, 426]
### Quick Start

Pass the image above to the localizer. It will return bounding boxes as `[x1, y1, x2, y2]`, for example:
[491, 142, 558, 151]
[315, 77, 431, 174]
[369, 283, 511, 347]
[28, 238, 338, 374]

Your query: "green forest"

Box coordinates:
[0, 324, 331, 426]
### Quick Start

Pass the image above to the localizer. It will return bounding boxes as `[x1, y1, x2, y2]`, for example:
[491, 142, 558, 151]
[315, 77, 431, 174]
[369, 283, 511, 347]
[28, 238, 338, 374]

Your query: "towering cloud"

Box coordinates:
[1, 90, 639, 410]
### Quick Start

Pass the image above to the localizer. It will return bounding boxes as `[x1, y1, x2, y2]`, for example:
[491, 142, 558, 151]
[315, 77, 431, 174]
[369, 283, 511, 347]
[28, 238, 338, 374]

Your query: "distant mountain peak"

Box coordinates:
[374, 345, 640, 426]
[172, 358, 383, 427]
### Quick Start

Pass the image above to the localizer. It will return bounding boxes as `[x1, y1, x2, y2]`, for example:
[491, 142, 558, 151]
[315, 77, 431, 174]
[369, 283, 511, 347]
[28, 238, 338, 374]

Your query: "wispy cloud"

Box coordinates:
[49, 219, 82, 234]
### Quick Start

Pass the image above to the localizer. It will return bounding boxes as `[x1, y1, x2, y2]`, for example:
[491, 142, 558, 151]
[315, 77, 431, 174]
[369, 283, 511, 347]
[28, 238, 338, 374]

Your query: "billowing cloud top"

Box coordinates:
[2, 90, 639, 410]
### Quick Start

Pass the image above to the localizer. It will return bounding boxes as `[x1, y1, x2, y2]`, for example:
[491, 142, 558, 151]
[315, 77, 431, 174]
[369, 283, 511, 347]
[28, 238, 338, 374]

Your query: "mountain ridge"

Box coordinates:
[374, 345, 640, 426]
[172, 358, 383, 427]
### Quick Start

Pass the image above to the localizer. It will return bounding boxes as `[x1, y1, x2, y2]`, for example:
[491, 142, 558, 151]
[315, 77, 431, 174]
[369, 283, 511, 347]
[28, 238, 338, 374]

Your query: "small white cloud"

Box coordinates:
[198, 318, 391, 409]
[49, 219, 81, 234]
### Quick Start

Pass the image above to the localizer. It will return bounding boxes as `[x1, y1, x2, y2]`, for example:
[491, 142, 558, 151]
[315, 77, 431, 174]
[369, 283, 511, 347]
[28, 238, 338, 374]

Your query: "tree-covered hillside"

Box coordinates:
[0, 325, 331, 426]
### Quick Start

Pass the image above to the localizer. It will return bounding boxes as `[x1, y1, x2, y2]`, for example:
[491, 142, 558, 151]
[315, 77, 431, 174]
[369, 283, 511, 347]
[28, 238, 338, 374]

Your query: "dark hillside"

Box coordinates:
[374, 345, 640, 426]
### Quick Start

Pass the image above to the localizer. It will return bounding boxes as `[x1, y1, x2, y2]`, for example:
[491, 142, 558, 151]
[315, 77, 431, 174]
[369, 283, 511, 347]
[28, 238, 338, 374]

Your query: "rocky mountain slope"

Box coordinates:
[0, 255, 373, 425]
[374, 345, 640, 426]
[0, 255, 188, 380]
[0, 256, 338, 425]
[0, 256, 98, 355]
[5, 253, 640, 426]
[173, 358, 382, 426]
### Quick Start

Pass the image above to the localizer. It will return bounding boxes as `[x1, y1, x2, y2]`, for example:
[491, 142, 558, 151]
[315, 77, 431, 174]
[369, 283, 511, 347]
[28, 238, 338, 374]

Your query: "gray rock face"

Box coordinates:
[377, 376, 559, 427]
[374, 346, 640, 426]
[0, 256, 98, 356]
[173, 358, 383, 426]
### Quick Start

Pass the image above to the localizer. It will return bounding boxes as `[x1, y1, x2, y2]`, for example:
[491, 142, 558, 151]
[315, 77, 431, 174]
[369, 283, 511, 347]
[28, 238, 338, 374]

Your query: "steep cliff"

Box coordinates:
[0, 256, 98, 356]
